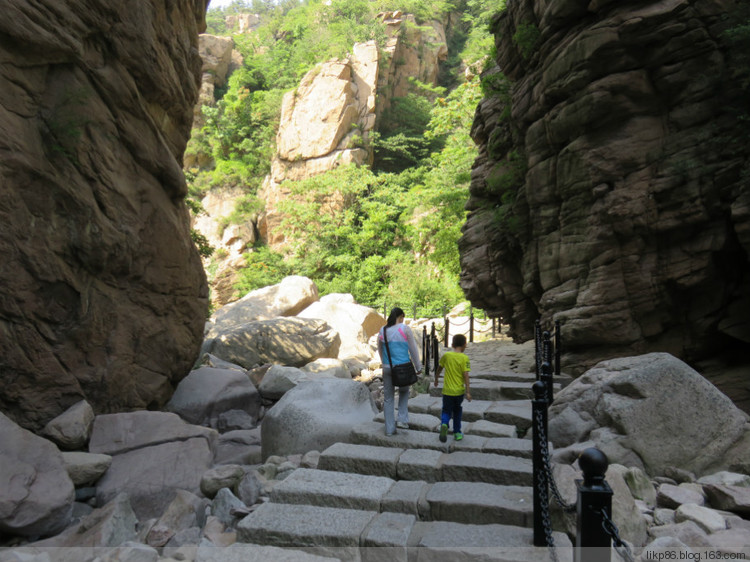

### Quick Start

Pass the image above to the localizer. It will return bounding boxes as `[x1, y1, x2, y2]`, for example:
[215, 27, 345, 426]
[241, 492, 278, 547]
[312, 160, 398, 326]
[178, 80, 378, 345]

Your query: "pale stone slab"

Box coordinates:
[413, 520, 572, 554]
[429, 380, 505, 401]
[195, 543, 339, 562]
[378, 411, 442, 432]
[270, 468, 395, 511]
[362, 511, 417, 548]
[425, 482, 533, 526]
[351, 422, 459, 452]
[397, 449, 443, 482]
[380, 479, 429, 517]
[465, 419, 517, 438]
[428, 398, 491, 422]
[440, 452, 533, 486]
[318, 442, 403, 479]
[484, 400, 533, 430]
[482, 438, 533, 459]
[675, 503, 728, 533]
[405, 394, 441, 414]
[657, 483, 705, 509]
[236, 502, 377, 547]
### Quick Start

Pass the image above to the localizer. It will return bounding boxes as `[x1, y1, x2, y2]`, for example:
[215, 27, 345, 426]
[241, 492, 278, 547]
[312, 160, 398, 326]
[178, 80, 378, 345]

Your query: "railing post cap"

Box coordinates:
[532, 381, 547, 399]
[579, 448, 609, 486]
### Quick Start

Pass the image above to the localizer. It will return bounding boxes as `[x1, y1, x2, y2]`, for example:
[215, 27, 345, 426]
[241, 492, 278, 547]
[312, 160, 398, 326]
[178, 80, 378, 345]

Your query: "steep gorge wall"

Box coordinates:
[460, 0, 749, 376]
[0, 0, 210, 430]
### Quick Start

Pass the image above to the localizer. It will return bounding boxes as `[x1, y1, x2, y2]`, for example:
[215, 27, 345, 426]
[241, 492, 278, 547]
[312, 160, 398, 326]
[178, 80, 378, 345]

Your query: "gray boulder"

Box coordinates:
[145, 490, 207, 548]
[0, 412, 74, 537]
[201, 317, 341, 369]
[40, 400, 95, 450]
[548, 353, 749, 476]
[61, 452, 112, 486]
[261, 378, 378, 459]
[166, 366, 261, 429]
[206, 276, 319, 338]
[89, 412, 217, 520]
[31, 492, 137, 548]
[258, 364, 344, 400]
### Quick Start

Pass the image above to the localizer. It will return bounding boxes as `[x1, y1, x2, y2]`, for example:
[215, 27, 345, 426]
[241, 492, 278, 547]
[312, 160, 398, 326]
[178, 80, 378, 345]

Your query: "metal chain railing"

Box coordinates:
[535, 407, 577, 514]
[599, 508, 635, 562]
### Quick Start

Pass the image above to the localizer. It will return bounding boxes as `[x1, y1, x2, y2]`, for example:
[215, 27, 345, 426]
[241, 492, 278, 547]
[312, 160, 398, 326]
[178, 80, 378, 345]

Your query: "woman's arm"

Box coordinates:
[404, 326, 423, 372]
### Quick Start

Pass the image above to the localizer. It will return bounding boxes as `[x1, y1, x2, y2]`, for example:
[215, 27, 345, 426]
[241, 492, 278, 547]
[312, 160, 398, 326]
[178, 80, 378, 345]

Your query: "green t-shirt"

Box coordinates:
[439, 351, 471, 396]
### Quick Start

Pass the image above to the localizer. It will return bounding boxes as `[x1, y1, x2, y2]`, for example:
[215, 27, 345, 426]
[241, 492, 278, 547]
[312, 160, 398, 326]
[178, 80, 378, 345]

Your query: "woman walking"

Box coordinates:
[378, 307, 423, 436]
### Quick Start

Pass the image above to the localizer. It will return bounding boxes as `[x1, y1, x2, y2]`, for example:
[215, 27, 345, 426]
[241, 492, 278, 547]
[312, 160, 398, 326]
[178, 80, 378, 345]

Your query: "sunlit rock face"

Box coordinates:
[460, 0, 749, 377]
[0, 0, 210, 430]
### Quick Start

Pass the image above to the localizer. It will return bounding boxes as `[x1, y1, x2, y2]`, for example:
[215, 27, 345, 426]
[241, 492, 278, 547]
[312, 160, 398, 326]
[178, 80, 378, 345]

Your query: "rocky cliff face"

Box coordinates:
[460, 0, 749, 375]
[0, 0, 210, 430]
[259, 11, 450, 248]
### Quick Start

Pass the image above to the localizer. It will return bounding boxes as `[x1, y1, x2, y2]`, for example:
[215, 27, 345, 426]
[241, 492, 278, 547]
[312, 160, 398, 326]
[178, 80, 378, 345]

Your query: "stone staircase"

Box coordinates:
[235, 361, 574, 561]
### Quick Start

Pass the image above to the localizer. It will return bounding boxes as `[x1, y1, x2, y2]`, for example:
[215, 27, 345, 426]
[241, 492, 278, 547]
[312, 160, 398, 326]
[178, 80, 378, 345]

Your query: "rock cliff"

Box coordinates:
[259, 11, 450, 248]
[0, 0, 210, 430]
[460, 0, 750, 377]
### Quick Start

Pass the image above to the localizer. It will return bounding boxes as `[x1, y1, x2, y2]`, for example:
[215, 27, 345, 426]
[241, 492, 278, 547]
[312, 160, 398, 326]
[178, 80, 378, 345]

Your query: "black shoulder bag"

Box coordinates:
[383, 325, 418, 387]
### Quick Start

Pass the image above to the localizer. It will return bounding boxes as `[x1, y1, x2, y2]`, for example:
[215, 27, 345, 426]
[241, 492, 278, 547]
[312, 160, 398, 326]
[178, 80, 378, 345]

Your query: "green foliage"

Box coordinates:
[191, 229, 215, 258]
[512, 21, 540, 60]
[235, 244, 291, 293]
[195, 0, 510, 312]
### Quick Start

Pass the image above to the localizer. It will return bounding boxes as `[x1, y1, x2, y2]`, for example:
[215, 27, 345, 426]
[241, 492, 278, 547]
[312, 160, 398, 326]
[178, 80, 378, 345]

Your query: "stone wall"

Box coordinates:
[0, 0, 210, 430]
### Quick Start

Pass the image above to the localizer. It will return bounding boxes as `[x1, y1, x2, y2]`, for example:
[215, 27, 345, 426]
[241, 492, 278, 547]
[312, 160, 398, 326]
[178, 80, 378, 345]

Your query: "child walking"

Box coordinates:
[434, 334, 472, 442]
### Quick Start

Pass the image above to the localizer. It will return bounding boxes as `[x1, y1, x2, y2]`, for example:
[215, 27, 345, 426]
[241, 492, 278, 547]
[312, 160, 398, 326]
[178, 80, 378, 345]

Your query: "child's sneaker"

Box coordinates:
[439, 424, 448, 443]
[454, 432, 463, 441]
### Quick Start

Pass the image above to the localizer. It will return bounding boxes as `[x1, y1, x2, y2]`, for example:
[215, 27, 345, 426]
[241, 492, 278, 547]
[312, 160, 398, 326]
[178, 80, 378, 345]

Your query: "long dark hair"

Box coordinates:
[386, 307, 405, 327]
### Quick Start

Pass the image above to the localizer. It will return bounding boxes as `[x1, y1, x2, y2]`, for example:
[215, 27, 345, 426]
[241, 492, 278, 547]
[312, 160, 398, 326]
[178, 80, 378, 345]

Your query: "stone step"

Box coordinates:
[236, 502, 573, 557]
[399, 395, 533, 431]
[268, 468, 533, 526]
[351, 421, 533, 458]
[471, 370, 573, 387]
[319, 442, 533, 485]
[429, 379, 560, 400]
[376, 411, 517, 438]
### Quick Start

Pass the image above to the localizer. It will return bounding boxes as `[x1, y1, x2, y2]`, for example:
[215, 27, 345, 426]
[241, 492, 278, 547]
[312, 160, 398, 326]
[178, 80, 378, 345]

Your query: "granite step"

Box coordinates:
[376, 411, 517, 438]
[350, 421, 533, 458]
[428, 379, 560, 400]
[236, 502, 573, 558]
[268, 468, 533, 526]
[319, 442, 534, 483]
[390, 395, 533, 431]
[471, 370, 573, 387]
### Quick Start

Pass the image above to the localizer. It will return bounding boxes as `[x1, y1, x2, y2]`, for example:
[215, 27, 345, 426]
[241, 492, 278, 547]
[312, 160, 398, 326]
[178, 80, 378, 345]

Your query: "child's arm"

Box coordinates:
[434, 365, 442, 388]
[463, 370, 472, 401]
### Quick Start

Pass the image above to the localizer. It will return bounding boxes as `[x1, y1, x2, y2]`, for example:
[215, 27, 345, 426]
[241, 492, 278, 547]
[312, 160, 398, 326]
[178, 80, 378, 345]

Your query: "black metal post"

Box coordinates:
[532, 381, 549, 546]
[576, 448, 613, 562]
[444, 316, 450, 348]
[554, 319, 561, 378]
[469, 307, 474, 343]
[422, 326, 427, 370]
[541, 361, 554, 405]
[534, 320, 542, 380]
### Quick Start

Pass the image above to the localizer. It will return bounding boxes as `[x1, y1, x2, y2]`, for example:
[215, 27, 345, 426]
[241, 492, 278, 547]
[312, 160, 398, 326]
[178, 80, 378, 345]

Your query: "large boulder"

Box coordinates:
[298, 294, 384, 360]
[261, 379, 377, 459]
[0, 412, 75, 537]
[166, 366, 261, 429]
[201, 317, 341, 369]
[548, 353, 750, 476]
[0, 0, 209, 432]
[89, 412, 216, 519]
[258, 363, 350, 400]
[206, 276, 319, 337]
